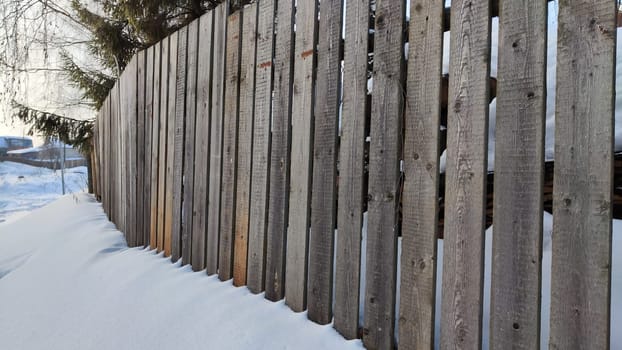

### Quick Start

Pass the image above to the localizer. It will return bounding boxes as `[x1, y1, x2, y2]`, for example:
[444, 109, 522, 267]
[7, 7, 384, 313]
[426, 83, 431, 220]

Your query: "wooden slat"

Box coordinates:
[157, 38, 169, 252]
[284, 0, 318, 308]
[334, 0, 368, 339]
[171, 28, 188, 262]
[440, 0, 491, 348]
[265, 0, 294, 300]
[150, 43, 162, 250]
[398, 0, 444, 348]
[182, 19, 200, 266]
[550, 1, 615, 348]
[362, 0, 405, 348]
[233, 2, 258, 287]
[490, 0, 547, 348]
[219, 10, 241, 281]
[247, 0, 275, 294]
[207, 4, 227, 275]
[307, 0, 342, 325]
[119, 69, 128, 237]
[136, 50, 146, 247]
[144, 46, 154, 247]
[127, 57, 138, 247]
[192, 12, 214, 272]
[164, 32, 179, 257]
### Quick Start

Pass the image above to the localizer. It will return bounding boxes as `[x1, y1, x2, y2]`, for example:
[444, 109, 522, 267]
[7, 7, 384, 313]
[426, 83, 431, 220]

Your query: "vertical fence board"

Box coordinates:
[182, 19, 200, 266]
[136, 51, 146, 247]
[164, 32, 179, 257]
[307, 0, 342, 325]
[192, 12, 214, 272]
[440, 0, 491, 348]
[247, 0, 275, 294]
[150, 43, 162, 249]
[119, 71, 128, 237]
[490, 1, 547, 349]
[171, 28, 188, 262]
[219, 10, 241, 281]
[550, 1, 615, 349]
[284, 0, 318, 308]
[207, 4, 227, 275]
[157, 38, 170, 252]
[127, 57, 138, 247]
[144, 47, 154, 247]
[398, 0, 444, 348]
[233, 3, 258, 287]
[362, 0, 404, 348]
[265, 0, 294, 300]
[334, 0, 368, 339]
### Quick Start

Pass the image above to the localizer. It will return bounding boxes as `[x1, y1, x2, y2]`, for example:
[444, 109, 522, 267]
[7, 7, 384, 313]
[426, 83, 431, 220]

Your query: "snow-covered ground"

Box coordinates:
[0, 194, 363, 350]
[0, 161, 87, 223]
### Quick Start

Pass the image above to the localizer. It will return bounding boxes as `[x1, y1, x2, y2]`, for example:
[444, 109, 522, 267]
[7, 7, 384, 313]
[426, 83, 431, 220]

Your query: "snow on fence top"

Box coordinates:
[91, 1, 618, 349]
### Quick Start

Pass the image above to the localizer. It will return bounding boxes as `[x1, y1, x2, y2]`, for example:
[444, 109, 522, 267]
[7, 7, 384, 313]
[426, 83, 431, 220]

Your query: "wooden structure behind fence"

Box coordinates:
[91, 1, 617, 349]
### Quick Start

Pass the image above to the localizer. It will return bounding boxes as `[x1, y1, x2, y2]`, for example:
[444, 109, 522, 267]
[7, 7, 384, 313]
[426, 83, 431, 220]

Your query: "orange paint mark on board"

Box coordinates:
[301, 49, 314, 58]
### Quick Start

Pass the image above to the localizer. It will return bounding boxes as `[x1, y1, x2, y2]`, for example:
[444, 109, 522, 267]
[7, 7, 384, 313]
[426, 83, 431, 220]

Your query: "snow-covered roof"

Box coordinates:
[6, 146, 42, 155]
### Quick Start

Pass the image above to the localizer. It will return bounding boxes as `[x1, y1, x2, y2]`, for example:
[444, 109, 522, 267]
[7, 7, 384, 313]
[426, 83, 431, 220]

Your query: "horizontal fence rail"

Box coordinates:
[92, 0, 617, 349]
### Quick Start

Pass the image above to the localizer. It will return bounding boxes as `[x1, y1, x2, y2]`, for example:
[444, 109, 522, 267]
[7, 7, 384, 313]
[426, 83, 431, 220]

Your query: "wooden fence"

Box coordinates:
[91, 0, 617, 349]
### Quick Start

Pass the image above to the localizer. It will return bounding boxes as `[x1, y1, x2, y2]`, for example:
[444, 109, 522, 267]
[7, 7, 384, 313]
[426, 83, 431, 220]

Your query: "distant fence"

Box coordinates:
[92, 1, 617, 349]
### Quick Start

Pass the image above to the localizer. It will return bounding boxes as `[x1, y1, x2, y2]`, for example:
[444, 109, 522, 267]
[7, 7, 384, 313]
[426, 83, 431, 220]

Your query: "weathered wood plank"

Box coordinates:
[233, 2, 257, 287]
[490, 1, 547, 349]
[362, 0, 405, 348]
[182, 19, 200, 266]
[150, 43, 162, 250]
[157, 38, 169, 252]
[440, 0, 491, 348]
[192, 12, 214, 272]
[207, 4, 227, 275]
[334, 0, 368, 339]
[128, 56, 139, 247]
[398, 0, 444, 348]
[550, 1, 615, 349]
[307, 0, 342, 325]
[144, 46, 154, 247]
[164, 32, 179, 257]
[171, 28, 188, 262]
[219, 10, 241, 281]
[247, 0, 275, 294]
[136, 50, 146, 247]
[284, 0, 318, 308]
[265, 0, 294, 301]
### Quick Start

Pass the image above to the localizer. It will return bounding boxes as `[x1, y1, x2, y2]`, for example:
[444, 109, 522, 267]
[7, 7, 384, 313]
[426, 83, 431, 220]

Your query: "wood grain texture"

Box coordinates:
[233, 3, 257, 287]
[164, 32, 179, 257]
[127, 56, 138, 247]
[334, 0, 368, 339]
[490, 1, 546, 349]
[399, 0, 444, 348]
[143, 47, 153, 247]
[136, 50, 146, 247]
[265, 0, 294, 301]
[192, 12, 214, 272]
[307, 0, 342, 325]
[157, 38, 169, 252]
[550, 1, 615, 348]
[150, 43, 162, 250]
[182, 19, 199, 266]
[207, 4, 227, 275]
[247, 0, 275, 294]
[362, 0, 404, 348]
[284, 0, 318, 309]
[171, 28, 188, 262]
[219, 11, 241, 281]
[440, 0, 491, 348]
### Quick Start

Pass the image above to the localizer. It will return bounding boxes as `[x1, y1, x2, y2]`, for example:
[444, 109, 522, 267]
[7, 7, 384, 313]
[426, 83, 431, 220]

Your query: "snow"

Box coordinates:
[0, 161, 88, 223]
[0, 194, 363, 350]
